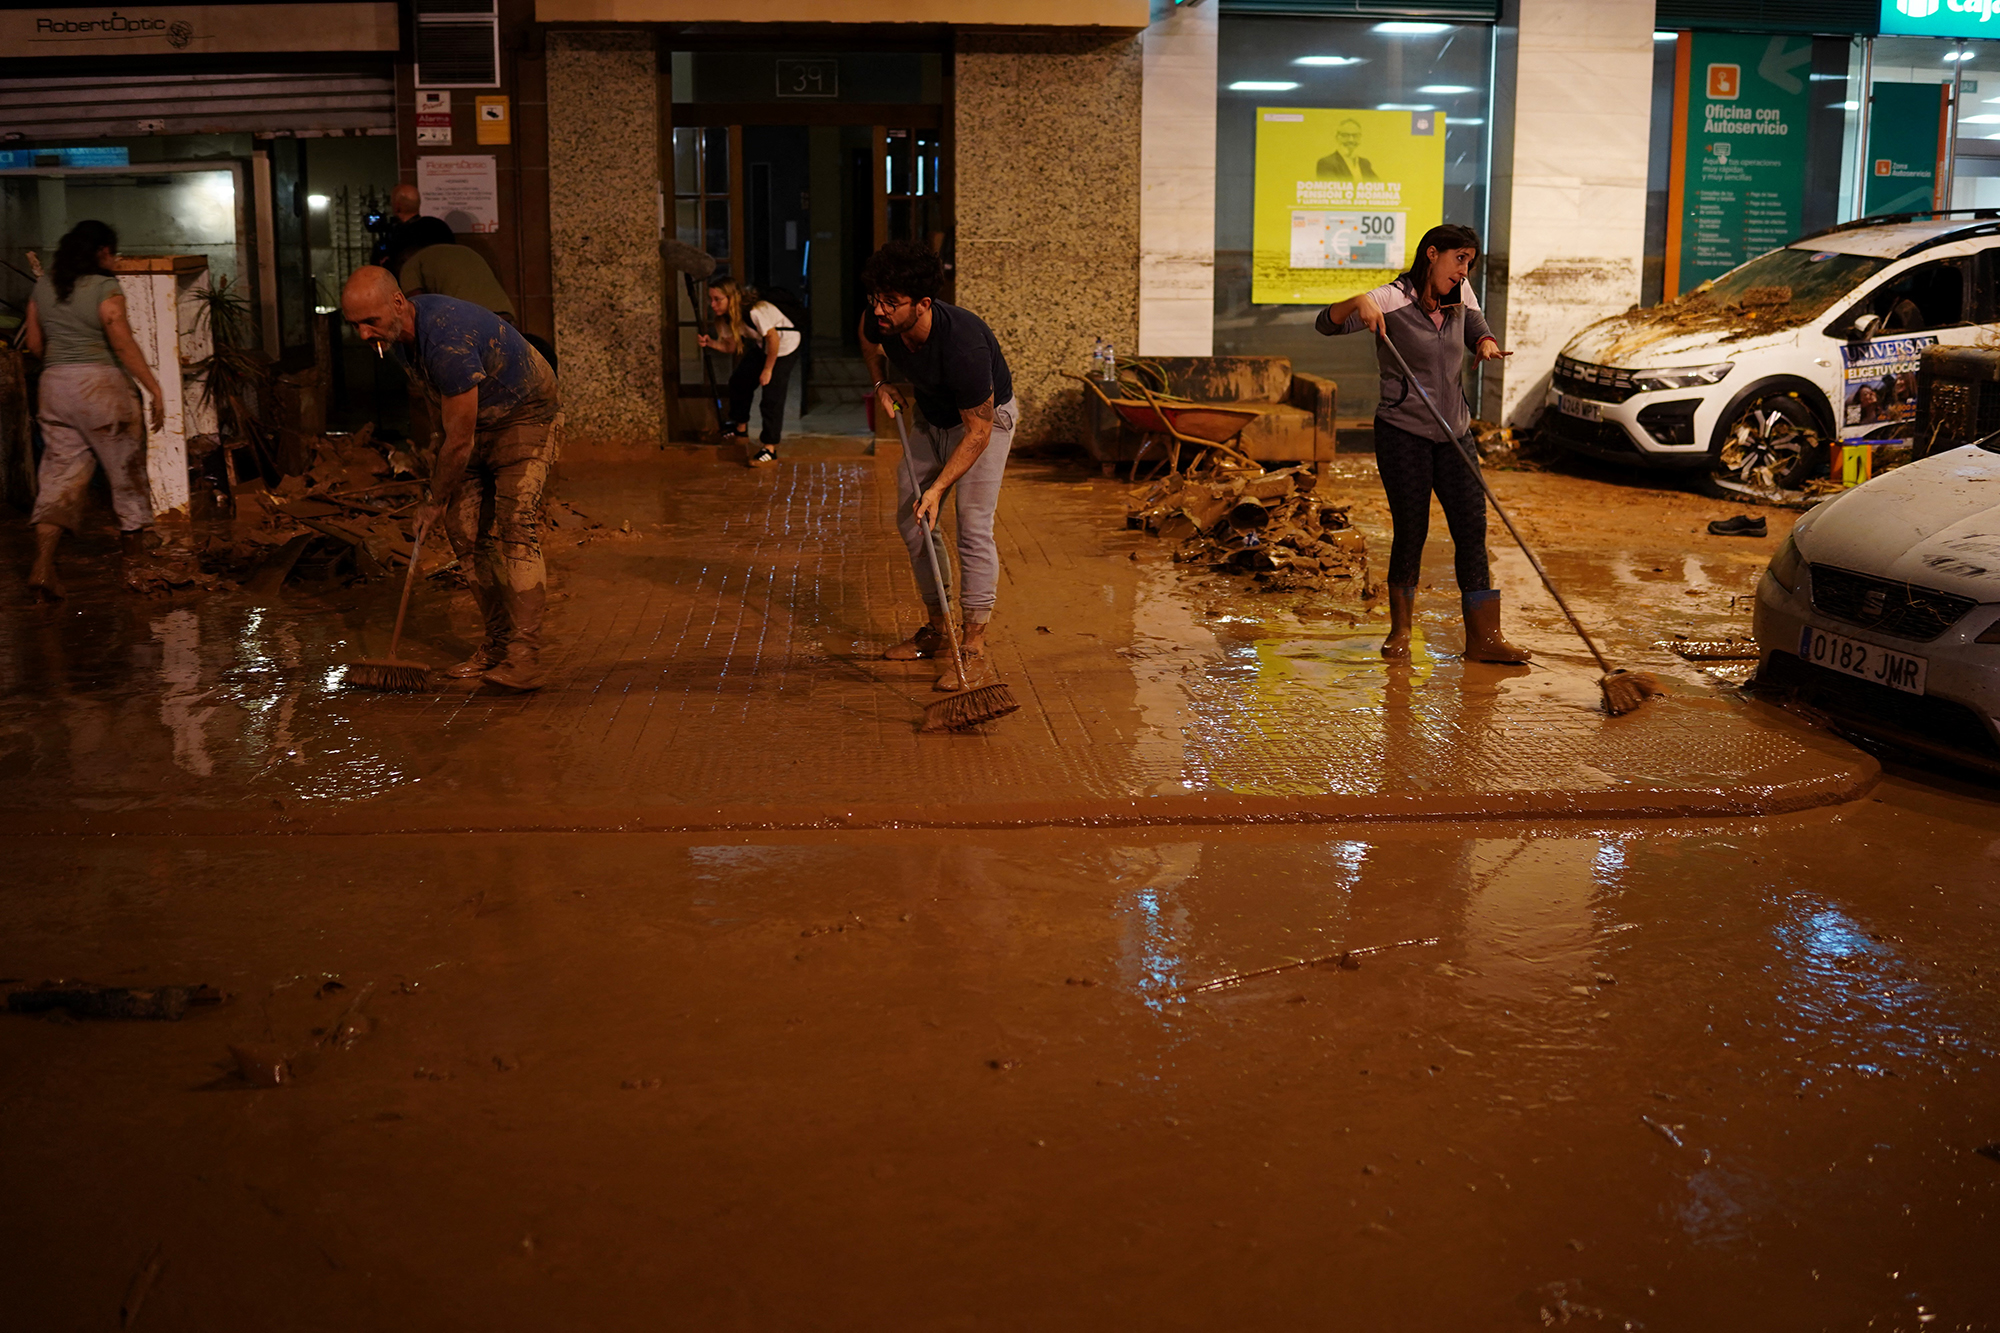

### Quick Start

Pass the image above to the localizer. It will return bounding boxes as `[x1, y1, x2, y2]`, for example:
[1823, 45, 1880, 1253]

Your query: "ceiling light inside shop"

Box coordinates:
[1418, 85, 1475, 94]
[1945, 50, 1976, 62]
[1959, 113, 2000, 123]
[1230, 81, 1300, 91]
[1831, 101, 1859, 110]
[1295, 56, 1365, 66]
[1653, 31, 1678, 41]
[1374, 22, 1450, 35]
[307, 194, 329, 209]
[1376, 103, 1436, 111]
[1451, 118, 1485, 126]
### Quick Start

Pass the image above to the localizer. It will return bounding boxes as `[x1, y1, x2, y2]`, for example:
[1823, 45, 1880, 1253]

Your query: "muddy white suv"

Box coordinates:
[1543, 213, 2000, 500]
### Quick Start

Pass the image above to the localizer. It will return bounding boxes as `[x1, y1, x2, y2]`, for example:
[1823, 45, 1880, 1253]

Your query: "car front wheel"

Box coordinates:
[1705, 392, 1825, 501]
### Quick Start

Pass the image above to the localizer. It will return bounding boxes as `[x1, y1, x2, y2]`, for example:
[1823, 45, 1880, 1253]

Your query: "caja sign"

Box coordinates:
[1882, 0, 2000, 37]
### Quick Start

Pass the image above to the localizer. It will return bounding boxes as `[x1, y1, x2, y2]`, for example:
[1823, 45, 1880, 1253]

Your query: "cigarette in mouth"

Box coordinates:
[374, 340, 385, 359]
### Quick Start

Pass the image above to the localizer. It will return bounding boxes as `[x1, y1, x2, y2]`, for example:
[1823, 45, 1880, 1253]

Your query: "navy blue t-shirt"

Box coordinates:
[865, 300, 1013, 430]
[396, 294, 558, 432]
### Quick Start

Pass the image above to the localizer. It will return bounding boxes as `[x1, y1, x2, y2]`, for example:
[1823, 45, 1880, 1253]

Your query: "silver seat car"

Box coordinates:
[1752, 435, 2000, 774]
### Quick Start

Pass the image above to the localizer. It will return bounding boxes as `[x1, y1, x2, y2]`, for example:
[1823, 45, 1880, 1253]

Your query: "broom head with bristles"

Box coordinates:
[922, 681, 1021, 732]
[345, 659, 432, 692]
[1600, 669, 1663, 717]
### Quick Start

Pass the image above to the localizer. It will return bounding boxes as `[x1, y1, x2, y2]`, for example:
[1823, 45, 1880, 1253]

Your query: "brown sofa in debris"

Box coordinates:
[1080, 356, 1337, 468]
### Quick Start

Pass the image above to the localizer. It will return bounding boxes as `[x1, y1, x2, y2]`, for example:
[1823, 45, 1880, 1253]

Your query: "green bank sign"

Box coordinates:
[1882, 0, 2000, 38]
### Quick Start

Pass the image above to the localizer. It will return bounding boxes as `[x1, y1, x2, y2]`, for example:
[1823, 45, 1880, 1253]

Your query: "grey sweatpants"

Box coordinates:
[895, 397, 1016, 624]
[31, 363, 153, 533]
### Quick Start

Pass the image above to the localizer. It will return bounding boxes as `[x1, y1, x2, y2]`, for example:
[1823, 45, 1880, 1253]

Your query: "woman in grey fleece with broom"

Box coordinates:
[1316, 222, 1528, 666]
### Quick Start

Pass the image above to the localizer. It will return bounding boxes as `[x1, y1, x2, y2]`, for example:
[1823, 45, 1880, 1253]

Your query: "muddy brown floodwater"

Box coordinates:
[1, 446, 1996, 1329]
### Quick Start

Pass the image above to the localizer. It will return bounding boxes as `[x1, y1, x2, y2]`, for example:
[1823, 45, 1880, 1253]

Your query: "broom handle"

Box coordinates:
[1376, 330, 1615, 676]
[891, 405, 971, 685]
[386, 516, 429, 661]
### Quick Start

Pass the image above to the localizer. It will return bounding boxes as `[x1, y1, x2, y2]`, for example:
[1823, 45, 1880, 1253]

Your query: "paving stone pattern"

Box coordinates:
[0, 452, 1871, 831]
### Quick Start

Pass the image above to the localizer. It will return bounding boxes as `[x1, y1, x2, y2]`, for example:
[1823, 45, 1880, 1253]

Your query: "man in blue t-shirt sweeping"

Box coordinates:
[340, 266, 562, 692]
[858, 241, 1019, 692]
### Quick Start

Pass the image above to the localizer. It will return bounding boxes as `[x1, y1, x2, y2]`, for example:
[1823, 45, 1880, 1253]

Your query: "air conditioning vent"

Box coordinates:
[414, 0, 497, 89]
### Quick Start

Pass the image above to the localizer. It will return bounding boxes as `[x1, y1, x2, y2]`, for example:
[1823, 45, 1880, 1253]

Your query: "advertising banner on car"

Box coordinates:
[1669, 33, 1813, 295]
[1863, 82, 1949, 215]
[1250, 107, 1446, 305]
[1840, 334, 1936, 447]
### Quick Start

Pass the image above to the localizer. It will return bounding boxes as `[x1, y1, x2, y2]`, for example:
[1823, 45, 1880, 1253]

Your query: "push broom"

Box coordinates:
[344, 517, 433, 692]
[1376, 331, 1661, 717]
[890, 404, 1021, 732]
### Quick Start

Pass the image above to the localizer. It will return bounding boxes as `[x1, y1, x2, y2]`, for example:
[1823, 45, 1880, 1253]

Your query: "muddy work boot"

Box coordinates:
[480, 582, 547, 692]
[884, 618, 946, 661]
[1462, 593, 1531, 665]
[1380, 585, 1416, 660]
[935, 622, 994, 692]
[447, 585, 510, 677]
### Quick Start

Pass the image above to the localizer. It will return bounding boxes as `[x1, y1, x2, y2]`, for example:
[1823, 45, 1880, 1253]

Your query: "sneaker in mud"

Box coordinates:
[747, 446, 778, 467]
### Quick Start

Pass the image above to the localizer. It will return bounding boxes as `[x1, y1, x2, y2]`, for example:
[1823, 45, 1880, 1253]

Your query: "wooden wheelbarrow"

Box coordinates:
[1064, 373, 1261, 480]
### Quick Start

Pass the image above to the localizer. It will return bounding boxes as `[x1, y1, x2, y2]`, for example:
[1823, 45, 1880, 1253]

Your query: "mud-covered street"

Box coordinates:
[4, 450, 1997, 1329]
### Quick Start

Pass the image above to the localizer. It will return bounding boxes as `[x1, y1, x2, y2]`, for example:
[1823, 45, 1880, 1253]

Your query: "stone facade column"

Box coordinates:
[1139, 2, 1217, 357]
[1482, 0, 1657, 427]
[956, 30, 1142, 447]
[546, 31, 663, 445]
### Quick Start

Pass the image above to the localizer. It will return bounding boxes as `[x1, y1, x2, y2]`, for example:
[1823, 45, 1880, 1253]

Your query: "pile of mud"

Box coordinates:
[149, 427, 608, 596]
[1126, 465, 1368, 593]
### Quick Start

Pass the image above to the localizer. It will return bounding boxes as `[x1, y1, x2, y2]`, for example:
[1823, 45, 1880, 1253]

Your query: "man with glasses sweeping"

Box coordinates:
[859, 240, 1018, 694]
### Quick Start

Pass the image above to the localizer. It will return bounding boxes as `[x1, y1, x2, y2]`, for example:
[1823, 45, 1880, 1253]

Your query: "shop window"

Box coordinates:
[1213, 16, 1493, 424]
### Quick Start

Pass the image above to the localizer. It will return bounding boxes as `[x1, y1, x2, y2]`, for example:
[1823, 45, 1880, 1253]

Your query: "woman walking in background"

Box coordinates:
[696, 277, 801, 467]
[1317, 222, 1528, 665]
[19, 219, 164, 600]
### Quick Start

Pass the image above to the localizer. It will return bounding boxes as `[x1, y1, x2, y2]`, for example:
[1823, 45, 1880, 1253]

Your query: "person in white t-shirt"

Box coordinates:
[697, 278, 801, 466]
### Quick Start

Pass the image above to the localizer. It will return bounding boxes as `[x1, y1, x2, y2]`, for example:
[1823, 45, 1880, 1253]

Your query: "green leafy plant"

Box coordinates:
[184, 275, 274, 478]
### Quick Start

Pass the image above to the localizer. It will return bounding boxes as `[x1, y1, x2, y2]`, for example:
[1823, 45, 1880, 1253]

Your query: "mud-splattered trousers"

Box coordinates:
[895, 397, 1016, 625]
[442, 417, 561, 666]
[1373, 416, 1494, 600]
[30, 364, 152, 533]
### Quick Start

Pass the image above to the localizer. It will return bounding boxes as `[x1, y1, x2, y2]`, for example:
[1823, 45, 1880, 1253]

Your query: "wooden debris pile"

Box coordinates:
[1126, 465, 1368, 592]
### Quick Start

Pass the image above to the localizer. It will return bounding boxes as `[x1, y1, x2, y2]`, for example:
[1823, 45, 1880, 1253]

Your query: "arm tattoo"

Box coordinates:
[967, 395, 995, 424]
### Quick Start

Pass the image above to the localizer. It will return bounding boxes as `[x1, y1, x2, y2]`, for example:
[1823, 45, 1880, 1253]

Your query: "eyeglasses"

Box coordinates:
[868, 294, 912, 313]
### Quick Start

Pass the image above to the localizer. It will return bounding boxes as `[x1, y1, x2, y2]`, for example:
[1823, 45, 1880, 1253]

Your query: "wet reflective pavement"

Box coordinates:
[3, 453, 1995, 1328]
[0, 450, 1871, 831]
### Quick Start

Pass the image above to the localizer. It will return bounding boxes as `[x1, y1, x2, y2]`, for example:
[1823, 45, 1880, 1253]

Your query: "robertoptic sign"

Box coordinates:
[1882, 0, 2000, 38]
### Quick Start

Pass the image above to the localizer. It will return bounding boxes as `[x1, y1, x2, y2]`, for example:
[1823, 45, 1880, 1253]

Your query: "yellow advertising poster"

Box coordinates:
[1252, 107, 1447, 306]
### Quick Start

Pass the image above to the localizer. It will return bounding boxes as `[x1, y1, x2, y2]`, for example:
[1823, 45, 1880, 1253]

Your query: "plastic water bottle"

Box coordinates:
[1089, 336, 1104, 379]
[1101, 341, 1117, 384]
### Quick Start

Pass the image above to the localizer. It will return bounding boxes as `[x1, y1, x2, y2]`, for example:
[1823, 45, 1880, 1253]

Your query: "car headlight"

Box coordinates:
[1767, 534, 1805, 593]
[1632, 363, 1734, 392]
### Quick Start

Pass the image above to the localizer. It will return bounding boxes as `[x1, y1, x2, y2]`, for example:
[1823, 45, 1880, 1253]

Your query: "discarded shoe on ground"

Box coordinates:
[1707, 514, 1767, 537]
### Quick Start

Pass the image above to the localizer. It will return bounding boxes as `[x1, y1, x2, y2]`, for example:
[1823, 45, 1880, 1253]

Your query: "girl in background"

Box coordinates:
[698, 277, 801, 467]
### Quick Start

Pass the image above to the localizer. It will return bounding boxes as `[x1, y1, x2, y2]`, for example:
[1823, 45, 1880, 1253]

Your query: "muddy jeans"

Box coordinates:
[1373, 416, 1492, 597]
[895, 398, 1016, 624]
[30, 364, 152, 533]
[442, 417, 561, 665]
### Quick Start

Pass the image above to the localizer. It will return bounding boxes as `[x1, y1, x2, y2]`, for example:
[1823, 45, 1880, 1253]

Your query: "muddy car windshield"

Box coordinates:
[1702, 247, 1888, 307]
